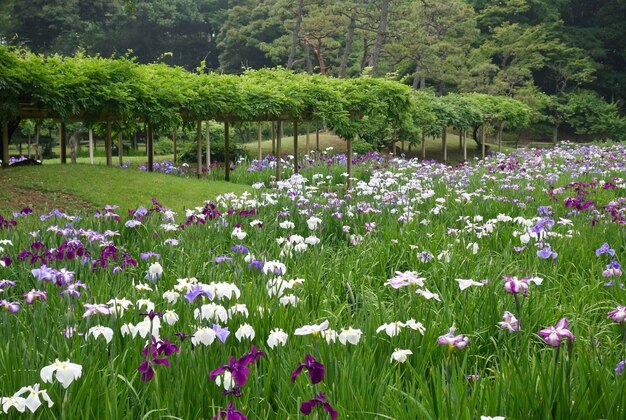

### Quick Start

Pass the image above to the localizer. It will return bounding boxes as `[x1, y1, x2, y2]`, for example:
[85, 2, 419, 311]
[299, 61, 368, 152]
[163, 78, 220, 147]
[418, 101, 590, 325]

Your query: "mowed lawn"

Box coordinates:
[0, 164, 248, 215]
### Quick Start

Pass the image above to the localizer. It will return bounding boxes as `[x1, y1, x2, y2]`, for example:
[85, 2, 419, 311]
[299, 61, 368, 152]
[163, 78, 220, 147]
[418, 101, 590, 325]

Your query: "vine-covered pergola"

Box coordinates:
[1, 47, 531, 186]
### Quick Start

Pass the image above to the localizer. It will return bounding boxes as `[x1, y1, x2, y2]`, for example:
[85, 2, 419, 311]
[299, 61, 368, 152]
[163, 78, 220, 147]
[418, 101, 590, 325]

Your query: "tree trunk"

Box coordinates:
[89, 129, 94, 165]
[419, 75, 426, 89]
[27, 135, 31, 158]
[481, 124, 486, 159]
[35, 121, 40, 161]
[360, 38, 369, 72]
[287, 0, 305, 69]
[316, 128, 320, 152]
[368, 0, 389, 75]
[339, 5, 358, 78]
[412, 70, 420, 90]
[70, 132, 78, 164]
[106, 122, 113, 166]
[421, 132, 426, 159]
[60, 123, 67, 164]
[552, 124, 559, 144]
[304, 43, 314, 74]
[463, 129, 467, 162]
[305, 125, 310, 155]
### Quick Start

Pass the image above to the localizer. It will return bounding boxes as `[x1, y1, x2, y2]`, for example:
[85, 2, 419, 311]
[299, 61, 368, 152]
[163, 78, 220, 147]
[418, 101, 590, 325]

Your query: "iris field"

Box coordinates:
[1, 142, 625, 419]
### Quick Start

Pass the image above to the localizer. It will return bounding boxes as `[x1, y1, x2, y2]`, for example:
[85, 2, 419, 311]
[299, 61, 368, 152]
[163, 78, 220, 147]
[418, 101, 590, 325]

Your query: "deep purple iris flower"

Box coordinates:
[300, 392, 338, 420]
[137, 336, 180, 382]
[211, 402, 248, 420]
[140, 310, 164, 321]
[291, 354, 325, 385]
[247, 259, 264, 270]
[210, 356, 251, 389]
[185, 285, 213, 303]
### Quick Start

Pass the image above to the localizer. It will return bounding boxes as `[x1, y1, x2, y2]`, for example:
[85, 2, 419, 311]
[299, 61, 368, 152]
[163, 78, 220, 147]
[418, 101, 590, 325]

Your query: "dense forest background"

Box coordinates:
[1, 0, 624, 140]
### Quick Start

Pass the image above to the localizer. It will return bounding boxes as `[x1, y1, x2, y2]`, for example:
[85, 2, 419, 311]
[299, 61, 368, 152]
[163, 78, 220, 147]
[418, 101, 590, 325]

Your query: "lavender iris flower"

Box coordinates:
[537, 317, 575, 347]
[185, 285, 213, 303]
[291, 354, 325, 384]
[596, 243, 616, 257]
[1, 299, 20, 313]
[231, 244, 249, 254]
[537, 244, 558, 260]
[213, 324, 230, 343]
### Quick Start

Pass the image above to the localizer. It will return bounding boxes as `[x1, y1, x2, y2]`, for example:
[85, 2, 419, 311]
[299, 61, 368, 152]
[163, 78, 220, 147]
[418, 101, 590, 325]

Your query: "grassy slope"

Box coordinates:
[0, 164, 248, 215]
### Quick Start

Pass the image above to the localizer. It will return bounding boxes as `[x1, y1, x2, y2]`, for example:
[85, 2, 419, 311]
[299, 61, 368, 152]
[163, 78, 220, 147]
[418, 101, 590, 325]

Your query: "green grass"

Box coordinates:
[0, 164, 248, 215]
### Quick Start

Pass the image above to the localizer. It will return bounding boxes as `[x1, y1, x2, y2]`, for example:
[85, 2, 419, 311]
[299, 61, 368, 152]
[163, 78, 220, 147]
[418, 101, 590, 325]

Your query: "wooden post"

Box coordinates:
[392, 139, 396, 155]
[257, 122, 262, 160]
[1, 122, 8, 168]
[401, 139, 405, 154]
[27, 135, 31, 158]
[481, 124, 486, 159]
[172, 129, 177, 164]
[442, 127, 447, 163]
[88, 129, 94, 165]
[196, 120, 202, 178]
[35, 121, 40, 161]
[347, 138, 353, 190]
[293, 121, 298, 174]
[224, 121, 230, 181]
[105, 121, 112, 166]
[206, 121, 211, 170]
[118, 132, 123, 166]
[305, 124, 310, 155]
[276, 120, 282, 181]
[421, 132, 426, 159]
[497, 122, 504, 153]
[60, 123, 67, 164]
[459, 129, 463, 149]
[147, 125, 154, 172]
[462, 130, 467, 162]
[316, 128, 320, 152]
[271, 121, 276, 155]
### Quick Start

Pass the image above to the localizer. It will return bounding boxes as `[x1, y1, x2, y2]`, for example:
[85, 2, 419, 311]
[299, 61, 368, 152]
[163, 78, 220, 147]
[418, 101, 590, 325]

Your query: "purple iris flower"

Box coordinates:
[31, 265, 57, 282]
[616, 360, 626, 375]
[231, 244, 249, 254]
[214, 255, 234, 264]
[537, 244, 558, 260]
[603, 260, 622, 277]
[211, 402, 248, 420]
[1, 299, 20, 313]
[596, 243, 616, 257]
[537, 317, 575, 347]
[140, 310, 164, 321]
[140, 252, 161, 261]
[209, 356, 251, 389]
[60, 281, 87, 299]
[238, 345, 266, 365]
[185, 285, 213, 303]
[0, 280, 16, 288]
[537, 206, 553, 216]
[213, 324, 230, 343]
[300, 392, 338, 420]
[247, 259, 264, 270]
[291, 354, 325, 385]
[175, 332, 194, 342]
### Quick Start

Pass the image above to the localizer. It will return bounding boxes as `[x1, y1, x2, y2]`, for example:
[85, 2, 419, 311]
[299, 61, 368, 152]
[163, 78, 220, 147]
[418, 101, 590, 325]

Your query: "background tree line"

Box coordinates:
[1, 0, 624, 140]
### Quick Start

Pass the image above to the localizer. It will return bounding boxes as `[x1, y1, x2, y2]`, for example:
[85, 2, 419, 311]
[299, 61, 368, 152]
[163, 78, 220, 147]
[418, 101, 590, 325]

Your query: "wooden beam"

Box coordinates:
[105, 121, 112, 166]
[276, 120, 282, 181]
[305, 124, 310, 155]
[147, 125, 154, 172]
[316, 128, 320, 152]
[421, 132, 426, 159]
[60, 123, 67, 164]
[271, 121, 276, 155]
[293, 121, 299, 174]
[197, 120, 202, 178]
[224, 121, 230, 181]
[1, 122, 9, 168]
